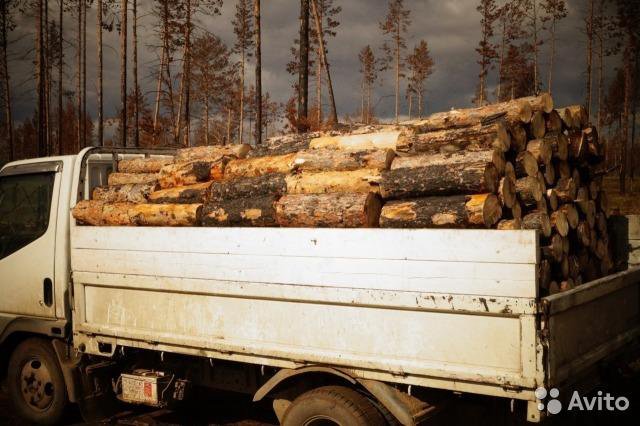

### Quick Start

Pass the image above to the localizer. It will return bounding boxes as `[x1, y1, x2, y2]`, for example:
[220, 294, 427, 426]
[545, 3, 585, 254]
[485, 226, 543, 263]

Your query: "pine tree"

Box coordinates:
[232, 0, 254, 145]
[406, 40, 434, 118]
[541, 0, 567, 95]
[379, 0, 411, 123]
[358, 45, 377, 124]
[475, 0, 498, 106]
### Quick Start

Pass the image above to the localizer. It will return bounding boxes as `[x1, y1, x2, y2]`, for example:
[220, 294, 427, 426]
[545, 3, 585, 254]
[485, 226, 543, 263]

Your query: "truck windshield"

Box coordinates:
[0, 172, 55, 260]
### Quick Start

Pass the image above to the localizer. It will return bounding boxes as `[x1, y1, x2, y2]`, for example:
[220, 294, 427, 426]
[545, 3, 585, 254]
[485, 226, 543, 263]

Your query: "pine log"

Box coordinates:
[504, 162, 516, 183]
[545, 110, 563, 133]
[550, 210, 569, 237]
[391, 149, 505, 175]
[108, 172, 159, 186]
[539, 259, 552, 290]
[546, 189, 559, 211]
[568, 255, 580, 279]
[158, 161, 222, 189]
[556, 161, 571, 179]
[515, 176, 543, 206]
[542, 233, 564, 263]
[379, 194, 502, 228]
[224, 153, 296, 180]
[547, 133, 568, 161]
[309, 131, 403, 151]
[148, 182, 212, 204]
[175, 144, 252, 162]
[511, 200, 522, 221]
[522, 211, 552, 237]
[575, 186, 590, 214]
[129, 204, 201, 226]
[537, 196, 548, 214]
[206, 173, 287, 202]
[380, 161, 499, 200]
[543, 163, 556, 186]
[526, 138, 552, 165]
[567, 105, 588, 128]
[497, 218, 522, 230]
[568, 131, 587, 161]
[73, 200, 113, 226]
[510, 125, 528, 152]
[92, 183, 156, 203]
[410, 122, 511, 154]
[557, 107, 576, 130]
[248, 135, 311, 157]
[199, 195, 279, 227]
[577, 221, 591, 247]
[118, 157, 174, 174]
[498, 177, 516, 208]
[294, 149, 395, 172]
[410, 99, 532, 132]
[521, 93, 554, 113]
[277, 192, 382, 228]
[559, 203, 579, 229]
[555, 177, 577, 203]
[515, 151, 539, 177]
[529, 111, 546, 139]
[286, 169, 382, 195]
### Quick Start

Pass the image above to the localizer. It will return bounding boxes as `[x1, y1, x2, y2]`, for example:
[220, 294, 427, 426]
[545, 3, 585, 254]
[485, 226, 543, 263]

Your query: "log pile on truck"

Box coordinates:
[73, 93, 612, 295]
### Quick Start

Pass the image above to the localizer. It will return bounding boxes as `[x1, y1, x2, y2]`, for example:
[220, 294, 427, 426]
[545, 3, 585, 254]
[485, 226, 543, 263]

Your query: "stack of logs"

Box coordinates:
[72, 93, 612, 295]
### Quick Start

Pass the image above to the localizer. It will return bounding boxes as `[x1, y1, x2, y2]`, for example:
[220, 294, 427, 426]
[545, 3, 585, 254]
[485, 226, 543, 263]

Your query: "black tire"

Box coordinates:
[282, 385, 386, 426]
[7, 338, 68, 425]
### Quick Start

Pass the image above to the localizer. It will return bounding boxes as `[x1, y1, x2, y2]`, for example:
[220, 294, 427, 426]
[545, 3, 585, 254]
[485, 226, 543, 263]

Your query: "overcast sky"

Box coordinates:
[7, 0, 613, 128]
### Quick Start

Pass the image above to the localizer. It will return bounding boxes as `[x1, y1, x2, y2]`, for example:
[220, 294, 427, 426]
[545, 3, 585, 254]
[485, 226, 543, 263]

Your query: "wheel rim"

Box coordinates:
[19, 356, 55, 411]
[303, 415, 341, 426]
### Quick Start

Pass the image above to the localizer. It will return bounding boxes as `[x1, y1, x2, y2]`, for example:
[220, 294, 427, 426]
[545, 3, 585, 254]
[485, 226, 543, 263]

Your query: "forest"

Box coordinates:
[0, 0, 638, 192]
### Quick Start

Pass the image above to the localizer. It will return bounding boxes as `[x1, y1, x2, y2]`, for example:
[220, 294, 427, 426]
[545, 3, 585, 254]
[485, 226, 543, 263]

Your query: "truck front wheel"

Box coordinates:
[7, 338, 68, 425]
[282, 385, 386, 426]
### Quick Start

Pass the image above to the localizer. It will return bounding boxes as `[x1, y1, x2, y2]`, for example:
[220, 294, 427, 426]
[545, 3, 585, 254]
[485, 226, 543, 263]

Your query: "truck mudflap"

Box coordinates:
[540, 267, 640, 390]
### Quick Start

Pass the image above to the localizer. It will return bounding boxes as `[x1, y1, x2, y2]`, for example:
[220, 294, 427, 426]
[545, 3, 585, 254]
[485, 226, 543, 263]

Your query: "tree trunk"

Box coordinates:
[294, 149, 395, 172]
[548, 18, 556, 94]
[129, 203, 201, 226]
[153, 13, 167, 132]
[72, 201, 134, 226]
[515, 176, 543, 206]
[81, 0, 86, 146]
[526, 138, 552, 165]
[148, 181, 212, 204]
[184, 0, 191, 146]
[158, 161, 223, 189]
[200, 195, 278, 227]
[175, 41, 186, 144]
[108, 172, 159, 186]
[310, 0, 337, 124]
[297, 0, 309, 132]
[394, 20, 400, 123]
[93, 183, 157, 203]
[585, 0, 594, 120]
[224, 153, 297, 179]
[277, 192, 382, 228]
[118, 157, 174, 173]
[57, 0, 62, 154]
[120, 0, 127, 147]
[529, 111, 546, 139]
[254, 0, 262, 143]
[1, 1, 13, 159]
[205, 98, 210, 145]
[36, 0, 45, 156]
[392, 149, 505, 174]
[286, 169, 381, 195]
[133, 0, 139, 147]
[380, 194, 502, 228]
[532, 0, 539, 93]
[206, 173, 287, 202]
[555, 177, 577, 203]
[410, 122, 511, 154]
[175, 144, 251, 162]
[515, 151, 539, 177]
[521, 210, 552, 237]
[239, 47, 245, 144]
[97, 0, 103, 146]
[380, 160, 499, 200]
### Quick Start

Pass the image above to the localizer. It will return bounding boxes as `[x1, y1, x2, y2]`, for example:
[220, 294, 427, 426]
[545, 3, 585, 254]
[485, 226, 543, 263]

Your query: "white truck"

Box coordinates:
[0, 147, 639, 425]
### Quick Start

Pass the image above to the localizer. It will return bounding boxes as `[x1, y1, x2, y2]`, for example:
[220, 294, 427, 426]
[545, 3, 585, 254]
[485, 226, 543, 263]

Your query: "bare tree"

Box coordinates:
[380, 0, 411, 123]
[36, 0, 46, 156]
[132, 0, 139, 146]
[407, 40, 435, 118]
[97, 0, 103, 146]
[523, 0, 542, 93]
[1, 0, 14, 160]
[254, 0, 262, 144]
[310, 0, 337, 124]
[120, 0, 127, 147]
[476, 0, 498, 106]
[585, 0, 594, 119]
[496, 1, 526, 101]
[232, 0, 254, 145]
[57, 0, 63, 153]
[358, 45, 377, 124]
[541, 0, 567, 94]
[82, 0, 86, 146]
[297, 0, 309, 131]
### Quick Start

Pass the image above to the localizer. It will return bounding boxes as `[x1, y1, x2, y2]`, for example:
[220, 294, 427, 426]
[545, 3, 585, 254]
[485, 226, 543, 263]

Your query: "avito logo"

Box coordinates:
[535, 387, 630, 415]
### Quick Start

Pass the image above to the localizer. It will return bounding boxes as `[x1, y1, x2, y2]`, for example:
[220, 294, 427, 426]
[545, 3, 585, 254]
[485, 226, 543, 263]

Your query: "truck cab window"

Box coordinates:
[0, 172, 55, 260]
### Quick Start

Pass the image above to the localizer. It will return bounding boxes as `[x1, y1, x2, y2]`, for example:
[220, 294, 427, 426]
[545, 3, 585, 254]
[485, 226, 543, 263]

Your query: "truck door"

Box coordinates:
[0, 162, 61, 319]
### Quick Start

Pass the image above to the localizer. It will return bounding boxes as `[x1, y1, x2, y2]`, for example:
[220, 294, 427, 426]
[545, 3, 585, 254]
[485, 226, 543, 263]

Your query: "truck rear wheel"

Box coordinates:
[282, 385, 386, 426]
[7, 338, 68, 425]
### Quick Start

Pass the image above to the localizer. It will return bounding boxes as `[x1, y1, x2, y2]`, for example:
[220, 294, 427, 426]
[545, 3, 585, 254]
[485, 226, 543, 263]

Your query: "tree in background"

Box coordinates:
[406, 40, 434, 118]
[496, 1, 526, 101]
[585, 0, 595, 119]
[522, 0, 543, 94]
[232, 0, 254, 145]
[254, 0, 262, 144]
[1, 0, 16, 161]
[309, 0, 337, 124]
[297, 0, 310, 132]
[380, 0, 411, 123]
[358, 45, 377, 124]
[595, 0, 620, 130]
[475, 0, 498, 106]
[119, 0, 127, 147]
[502, 44, 535, 99]
[541, 0, 567, 94]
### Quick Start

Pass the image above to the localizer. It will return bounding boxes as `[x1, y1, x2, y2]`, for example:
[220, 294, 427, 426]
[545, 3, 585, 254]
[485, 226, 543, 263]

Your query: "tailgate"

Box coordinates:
[541, 267, 640, 387]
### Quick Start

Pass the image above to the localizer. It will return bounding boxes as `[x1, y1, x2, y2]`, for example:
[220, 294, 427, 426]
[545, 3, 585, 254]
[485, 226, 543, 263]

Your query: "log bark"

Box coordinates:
[567, 105, 588, 128]
[515, 151, 539, 177]
[391, 149, 505, 174]
[380, 161, 499, 200]
[521, 93, 554, 113]
[526, 138, 552, 165]
[410, 99, 532, 132]
[224, 153, 296, 179]
[498, 177, 516, 209]
[158, 161, 223, 189]
[515, 176, 543, 206]
[175, 144, 252, 162]
[511, 200, 522, 221]
[118, 157, 174, 174]
[277, 192, 382, 228]
[542, 233, 564, 263]
[108, 172, 159, 186]
[546, 189, 559, 211]
[550, 210, 569, 237]
[509, 125, 528, 153]
[529, 111, 546, 139]
[129, 203, 201, 226]
[410, 122, 511, 154]
[545, 110, 563, 133]
[555, 177, 577, 203]
[199, 195, 279, 227]
[93, 183, 156, 203]
[539, 259, 552, 290]
[577, 221, 591, 246]
[559, 203, 579, 229]
[206, 173, 287, 202]
[504, 162, 516, 183]
[309, 131, 403, 151]
[557, 107, 576, 129]
[547, 133, 568, 161]
[72, 200, 125, 226]
[294, 149, 395, 172]
[248, 134, 311, 157]
[543, 163, 556, 186]
[521, 211, 552, 237]
[148, 182, 212, 204]
[567, 131, 587, 161]
[379, 194, 502, 229]
[497, 218, 521, 230]
[286, 169, 381, 195]
[556, 161, 571, 179]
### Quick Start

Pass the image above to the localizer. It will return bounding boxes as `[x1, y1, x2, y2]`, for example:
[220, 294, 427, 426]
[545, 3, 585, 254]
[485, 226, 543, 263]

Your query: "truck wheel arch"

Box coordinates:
[253, 366, 429, 426]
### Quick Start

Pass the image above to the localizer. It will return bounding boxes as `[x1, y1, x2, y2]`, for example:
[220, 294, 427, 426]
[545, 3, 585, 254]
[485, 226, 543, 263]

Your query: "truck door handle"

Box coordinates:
[43, 278, 53, 307]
